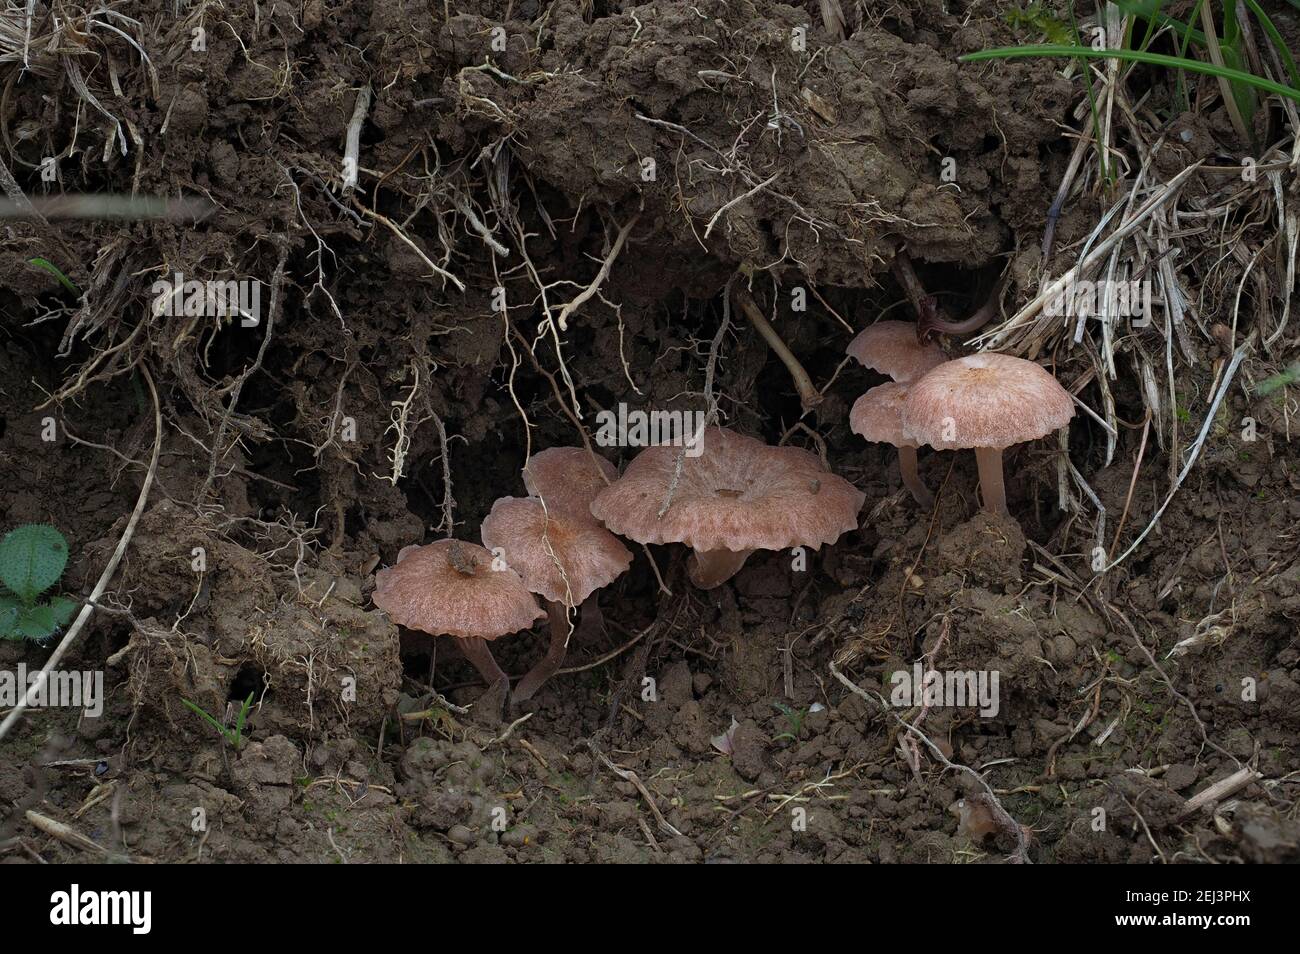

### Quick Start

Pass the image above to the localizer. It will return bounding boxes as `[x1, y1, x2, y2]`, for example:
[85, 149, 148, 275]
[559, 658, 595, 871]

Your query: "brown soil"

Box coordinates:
[1, 0, 1297, 864]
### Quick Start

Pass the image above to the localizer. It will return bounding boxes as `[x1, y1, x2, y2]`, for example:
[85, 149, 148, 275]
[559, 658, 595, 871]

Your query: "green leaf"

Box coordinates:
[16, 604, 58, 640]
[0, 595, 21, 639]
[0, 525, 69, 601]
[48, 595, 79, 628]
[960, 44, 1300, 104]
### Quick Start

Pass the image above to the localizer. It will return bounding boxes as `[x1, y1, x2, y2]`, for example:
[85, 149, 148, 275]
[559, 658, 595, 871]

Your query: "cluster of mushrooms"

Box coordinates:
[373, 321, 1075, 713]
[846, 322, 1075, 515]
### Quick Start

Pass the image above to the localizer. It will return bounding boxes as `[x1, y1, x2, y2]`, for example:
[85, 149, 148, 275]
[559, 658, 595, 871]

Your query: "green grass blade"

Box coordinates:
[1175, 0, 1210, 110]
[234, 691, 253, 747]
[1221, 0, 1241, 49]
[181, 698, 229, 737]
[1131, 0, 1166, 54]
[1067, 0, 1110, 183]
[960, 45, 1300, 103]
[1110, 0, 1207, 46]
[1199, 0, 1254, 140]
[27, 258, 81, 296]
[1241, 0, 1300, 90]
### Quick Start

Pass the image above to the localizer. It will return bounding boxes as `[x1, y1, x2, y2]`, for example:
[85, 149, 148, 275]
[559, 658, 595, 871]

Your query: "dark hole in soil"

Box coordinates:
[103, 625, 131, 660]
[401, 648, 432, 682]
[904, 260, 1001, 319]
[227, 663, 266, 703]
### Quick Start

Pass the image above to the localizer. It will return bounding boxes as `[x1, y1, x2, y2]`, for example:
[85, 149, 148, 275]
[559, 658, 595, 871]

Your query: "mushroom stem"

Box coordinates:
[974, 445, 1009, 515]
[575, 594, 605, 645]
[512, 600, 573, 704]
[688, 548, 756, 589]
[456, 636, 509, 717]
[897, 445, 935, 508]
[457, 636, 506, 684]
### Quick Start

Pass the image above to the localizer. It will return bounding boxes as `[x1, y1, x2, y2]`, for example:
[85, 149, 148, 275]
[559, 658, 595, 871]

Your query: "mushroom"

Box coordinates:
[372, 539, 543, 713]
[481, 497, 632, 703]
[590, 426, 864, 589]
[900, 353, 1075, 516]
[521, 446, 618, 523]
[850, 382, 933, 507]
[846, 320, 947, 382]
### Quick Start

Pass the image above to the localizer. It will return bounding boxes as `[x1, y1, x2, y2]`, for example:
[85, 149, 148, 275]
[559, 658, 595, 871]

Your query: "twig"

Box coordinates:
[557, 622, 656, 675]
[342, 84, 372, 192]
[1109, 407, 1151, 557]
[1105, 334, 1253, 570]
[586, 741, 684, 838]
[25, 811, 106, 855]
[734, 284, 821, 412]
[0, 365, 160, 743]
[1178, 766, 1262, 818]
[830, 661, 1032, 863]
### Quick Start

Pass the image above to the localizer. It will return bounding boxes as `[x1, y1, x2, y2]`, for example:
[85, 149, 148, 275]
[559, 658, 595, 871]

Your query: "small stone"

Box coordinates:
[1165, 763, 1199, 791]
[447, 824, 478, 846]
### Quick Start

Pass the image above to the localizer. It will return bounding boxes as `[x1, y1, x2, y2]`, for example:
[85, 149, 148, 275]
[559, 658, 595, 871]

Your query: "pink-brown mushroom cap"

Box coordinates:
[589, 426, 864, 552]
[901, 353, 1075, 450]
[521, 447, 618, 521]
[846, 320, 947, 381]
[372, 539, 544, 639]
[850, 382, 916, 448]
[481, 496, 632, 607]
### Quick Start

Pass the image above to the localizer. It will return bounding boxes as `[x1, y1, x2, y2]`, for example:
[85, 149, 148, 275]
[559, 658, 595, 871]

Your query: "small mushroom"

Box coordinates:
[846, 320, 947, 382]
[901, 354, 1074, 516]
[521, 446, 618, 523]
[372, 539, 543, 714]
[590, 426, 864, 589]
[481, 497, 632, 703]
[850, 382, 933, 507]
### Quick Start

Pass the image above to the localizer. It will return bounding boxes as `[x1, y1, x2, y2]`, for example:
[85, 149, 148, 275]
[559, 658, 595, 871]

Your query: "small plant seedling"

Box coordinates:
[772, 702, 809, 743]
[182, 692, 255, 750]
[1257, 363, 1300, 396]
[27, 258, 81, 297]
[0, 524, 78, 642]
